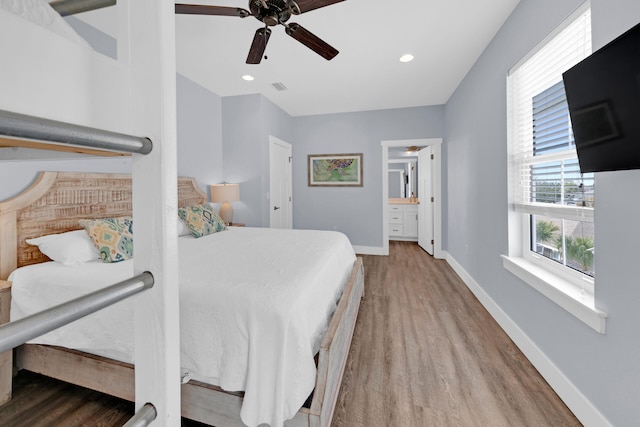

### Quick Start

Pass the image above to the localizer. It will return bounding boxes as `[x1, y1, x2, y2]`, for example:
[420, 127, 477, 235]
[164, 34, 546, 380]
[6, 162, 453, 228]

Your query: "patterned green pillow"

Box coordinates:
[178, 204, 227, 238]
[79, 217, 134, 263]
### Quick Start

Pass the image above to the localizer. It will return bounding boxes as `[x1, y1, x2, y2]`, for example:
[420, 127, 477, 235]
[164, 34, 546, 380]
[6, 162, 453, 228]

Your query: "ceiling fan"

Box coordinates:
[175, 0, 345, 64]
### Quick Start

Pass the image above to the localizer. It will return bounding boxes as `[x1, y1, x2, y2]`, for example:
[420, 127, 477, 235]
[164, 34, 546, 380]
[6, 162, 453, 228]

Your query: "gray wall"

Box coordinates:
[221, 94, 294, 227]
[220, 99, 445, 247]
[444, 0, 640, 424]
[290, 106, 444, 248]
[177, 73, 223, 196]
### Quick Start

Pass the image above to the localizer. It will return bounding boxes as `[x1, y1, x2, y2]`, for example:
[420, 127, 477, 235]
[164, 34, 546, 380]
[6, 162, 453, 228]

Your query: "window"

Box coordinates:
[529, 81, 595, 277]
[504, 4, 606, 333]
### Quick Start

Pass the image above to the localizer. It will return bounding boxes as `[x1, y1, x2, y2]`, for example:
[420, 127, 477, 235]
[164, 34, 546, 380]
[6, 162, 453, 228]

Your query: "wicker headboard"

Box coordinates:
[0, 172, 207, 280]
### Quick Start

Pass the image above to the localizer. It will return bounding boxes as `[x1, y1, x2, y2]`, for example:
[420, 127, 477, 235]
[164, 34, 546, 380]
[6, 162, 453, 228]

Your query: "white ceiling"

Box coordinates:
[78, 0, 520, 117]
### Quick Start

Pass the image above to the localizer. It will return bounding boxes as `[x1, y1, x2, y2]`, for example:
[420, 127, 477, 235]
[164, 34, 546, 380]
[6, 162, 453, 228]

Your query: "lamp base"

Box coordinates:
[219, 201, 233, 226]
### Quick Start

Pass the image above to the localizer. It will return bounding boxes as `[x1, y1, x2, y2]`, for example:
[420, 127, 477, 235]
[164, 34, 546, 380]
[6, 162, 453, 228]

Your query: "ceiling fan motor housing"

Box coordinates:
[250, 0, 291, 26]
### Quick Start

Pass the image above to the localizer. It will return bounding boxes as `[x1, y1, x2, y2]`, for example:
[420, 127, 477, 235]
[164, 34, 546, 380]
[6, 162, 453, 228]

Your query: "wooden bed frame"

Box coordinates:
[0, 171, 365, 427]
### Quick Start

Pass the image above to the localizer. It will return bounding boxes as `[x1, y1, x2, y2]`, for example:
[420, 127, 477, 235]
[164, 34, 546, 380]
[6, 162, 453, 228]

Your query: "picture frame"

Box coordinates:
[308, 153, 363, 187]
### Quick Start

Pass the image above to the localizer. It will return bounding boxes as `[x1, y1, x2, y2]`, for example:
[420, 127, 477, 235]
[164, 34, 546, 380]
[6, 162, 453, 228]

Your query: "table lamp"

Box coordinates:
[210, 183, 240, 225]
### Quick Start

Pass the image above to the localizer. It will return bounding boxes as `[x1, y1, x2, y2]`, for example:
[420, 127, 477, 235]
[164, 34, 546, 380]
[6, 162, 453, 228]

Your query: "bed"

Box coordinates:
[0, 171, 365, 427]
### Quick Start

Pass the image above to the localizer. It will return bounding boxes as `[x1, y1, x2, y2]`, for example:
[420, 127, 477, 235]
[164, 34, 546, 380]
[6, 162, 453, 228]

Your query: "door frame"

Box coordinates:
[381, 138, 443, 258]
[269, 135, 293, 229]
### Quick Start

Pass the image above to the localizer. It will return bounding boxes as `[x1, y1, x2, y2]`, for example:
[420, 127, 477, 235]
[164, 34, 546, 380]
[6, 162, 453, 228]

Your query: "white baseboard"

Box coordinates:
[443, 251, 612, 427]
[352, 245, 385, 256]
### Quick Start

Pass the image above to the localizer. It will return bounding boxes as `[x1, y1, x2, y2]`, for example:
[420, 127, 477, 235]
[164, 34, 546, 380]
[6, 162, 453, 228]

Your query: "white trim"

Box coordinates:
[381, 139, 443, 259]
[514, 202, 594, 222]
[129, 0, 181, 423]
[352, 245, 385, 256]
[269, 135, 291, 150]
[502, 255, 606, 333]
[444, 251, 613, 427]
[516, 147, 579, 165]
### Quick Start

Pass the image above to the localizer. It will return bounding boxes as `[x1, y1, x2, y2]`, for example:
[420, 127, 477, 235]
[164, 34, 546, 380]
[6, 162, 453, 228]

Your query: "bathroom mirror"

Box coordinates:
[388, 159, 417, 198]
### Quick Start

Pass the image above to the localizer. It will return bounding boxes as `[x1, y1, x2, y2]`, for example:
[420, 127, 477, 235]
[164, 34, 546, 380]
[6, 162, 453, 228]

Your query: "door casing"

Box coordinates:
[381, 138, 443, 258]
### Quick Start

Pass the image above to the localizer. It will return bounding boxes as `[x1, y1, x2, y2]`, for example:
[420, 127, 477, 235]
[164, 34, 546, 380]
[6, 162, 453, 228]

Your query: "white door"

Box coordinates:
[418, 147, 434, 254]
[269, 137, 292, 229]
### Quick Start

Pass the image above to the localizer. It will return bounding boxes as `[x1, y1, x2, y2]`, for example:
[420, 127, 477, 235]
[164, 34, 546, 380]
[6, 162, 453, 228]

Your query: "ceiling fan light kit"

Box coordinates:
[175, 0, 344, 64]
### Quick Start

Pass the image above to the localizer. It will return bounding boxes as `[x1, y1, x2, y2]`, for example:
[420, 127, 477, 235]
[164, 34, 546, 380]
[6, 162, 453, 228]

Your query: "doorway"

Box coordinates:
[269, 136, 292, 229]
[381, 139, 443, 258]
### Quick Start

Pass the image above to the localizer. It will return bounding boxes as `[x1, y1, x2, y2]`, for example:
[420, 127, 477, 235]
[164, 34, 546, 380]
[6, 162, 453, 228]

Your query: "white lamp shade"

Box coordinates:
[210, 183, 240, 203]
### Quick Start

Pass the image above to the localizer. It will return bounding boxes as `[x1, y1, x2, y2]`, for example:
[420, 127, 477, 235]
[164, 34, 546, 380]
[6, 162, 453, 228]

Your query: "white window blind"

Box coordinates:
[509, 6, 593, 223]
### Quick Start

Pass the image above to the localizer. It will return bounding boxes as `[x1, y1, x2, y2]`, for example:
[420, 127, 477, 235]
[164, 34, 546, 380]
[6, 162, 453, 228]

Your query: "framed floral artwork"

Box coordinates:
[308, 153, 363, 187]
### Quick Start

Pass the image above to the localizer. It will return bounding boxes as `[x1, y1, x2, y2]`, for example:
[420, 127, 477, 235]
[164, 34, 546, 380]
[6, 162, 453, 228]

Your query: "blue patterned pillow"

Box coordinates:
[178, 204, 227, 238]
[79, 217, 134, 263]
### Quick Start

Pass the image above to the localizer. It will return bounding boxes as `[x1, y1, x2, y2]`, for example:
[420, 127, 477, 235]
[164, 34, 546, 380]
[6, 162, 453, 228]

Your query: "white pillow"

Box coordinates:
[177, 215, 191, 236]
[26, 229, 100, 266]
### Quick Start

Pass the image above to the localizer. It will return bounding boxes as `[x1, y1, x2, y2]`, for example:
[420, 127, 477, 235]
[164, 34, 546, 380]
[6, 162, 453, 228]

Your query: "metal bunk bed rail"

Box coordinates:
[49, 0, 117, 17]
[124, 402, 158, 427]
[0, 272, 154, 354]
[0, 109, 152, 155]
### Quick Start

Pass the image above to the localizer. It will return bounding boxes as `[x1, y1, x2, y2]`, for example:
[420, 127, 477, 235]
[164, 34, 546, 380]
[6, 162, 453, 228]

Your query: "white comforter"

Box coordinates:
[9, 227, 356, 427]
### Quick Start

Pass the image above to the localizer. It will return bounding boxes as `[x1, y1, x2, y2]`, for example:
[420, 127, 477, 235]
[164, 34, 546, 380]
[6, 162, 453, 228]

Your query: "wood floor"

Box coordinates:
[331, 242, 581, 426]
[0, 241, 581, 427]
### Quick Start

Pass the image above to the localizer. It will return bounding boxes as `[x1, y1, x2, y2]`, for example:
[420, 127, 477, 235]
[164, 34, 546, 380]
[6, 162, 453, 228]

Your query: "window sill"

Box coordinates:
[501, 255, 607, 334]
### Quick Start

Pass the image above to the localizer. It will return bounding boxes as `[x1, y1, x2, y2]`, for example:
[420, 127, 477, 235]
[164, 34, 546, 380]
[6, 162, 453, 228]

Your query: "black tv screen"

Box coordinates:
[562, 21, 640, 173]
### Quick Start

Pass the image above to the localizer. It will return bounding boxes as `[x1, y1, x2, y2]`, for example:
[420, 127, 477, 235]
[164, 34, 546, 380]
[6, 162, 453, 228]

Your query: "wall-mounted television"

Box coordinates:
[562, 21, 640, 173]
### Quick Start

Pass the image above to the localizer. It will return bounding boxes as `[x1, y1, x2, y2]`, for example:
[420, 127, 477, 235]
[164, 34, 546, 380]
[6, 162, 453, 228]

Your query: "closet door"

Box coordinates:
[269, 137, 293, 229]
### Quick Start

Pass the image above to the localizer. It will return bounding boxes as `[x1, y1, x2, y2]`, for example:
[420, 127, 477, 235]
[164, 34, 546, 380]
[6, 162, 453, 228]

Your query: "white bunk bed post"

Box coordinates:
[127, 0, 181, 424]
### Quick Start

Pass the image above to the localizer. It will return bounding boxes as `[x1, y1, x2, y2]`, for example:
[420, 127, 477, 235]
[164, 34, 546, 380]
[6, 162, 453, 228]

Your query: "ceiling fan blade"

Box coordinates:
[285, 23, 338, 60]
[246, 27, 272, 64]
[290, 0, 345, 14]
[175, 4, 251, 18]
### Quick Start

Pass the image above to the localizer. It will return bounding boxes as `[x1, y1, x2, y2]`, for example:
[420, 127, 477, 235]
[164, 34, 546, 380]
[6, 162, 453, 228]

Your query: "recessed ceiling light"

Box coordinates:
[399, 54, 414, 63]
[242, 74, 255, 81]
